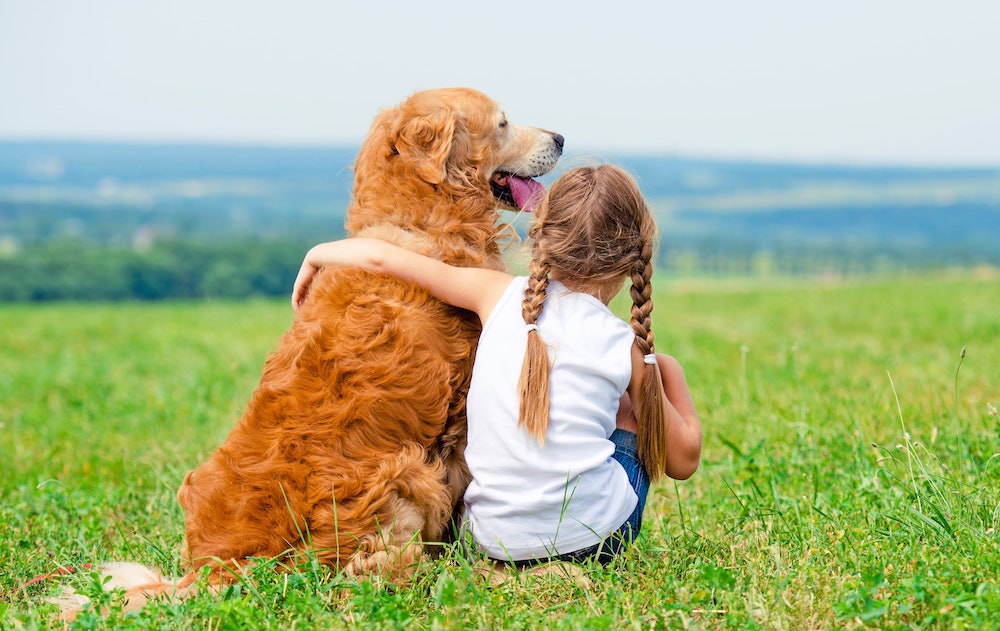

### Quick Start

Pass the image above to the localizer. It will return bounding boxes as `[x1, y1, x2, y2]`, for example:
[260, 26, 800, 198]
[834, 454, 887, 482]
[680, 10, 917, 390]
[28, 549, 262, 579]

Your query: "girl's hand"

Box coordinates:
[291, 241, 365, 312]
[291, 252, 322, 312]
[291, 238, 396, 312]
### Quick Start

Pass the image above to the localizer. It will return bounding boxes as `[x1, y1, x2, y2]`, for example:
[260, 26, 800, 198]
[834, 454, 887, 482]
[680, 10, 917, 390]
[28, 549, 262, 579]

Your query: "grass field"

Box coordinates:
[1, 273, 998, 629]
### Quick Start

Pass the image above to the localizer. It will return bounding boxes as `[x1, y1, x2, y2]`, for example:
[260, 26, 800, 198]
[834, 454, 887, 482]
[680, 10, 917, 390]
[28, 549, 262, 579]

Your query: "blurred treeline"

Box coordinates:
[0, 238, 308, 301]
[1, 142, 998, 301]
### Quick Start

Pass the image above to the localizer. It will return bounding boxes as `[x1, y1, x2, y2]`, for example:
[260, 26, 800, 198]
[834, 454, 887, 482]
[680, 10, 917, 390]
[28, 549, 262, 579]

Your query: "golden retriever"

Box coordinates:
[59, 87, 562, 617]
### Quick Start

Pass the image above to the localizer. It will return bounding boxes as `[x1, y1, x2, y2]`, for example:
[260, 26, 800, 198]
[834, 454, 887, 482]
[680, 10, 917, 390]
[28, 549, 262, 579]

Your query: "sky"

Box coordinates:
[2, 0, 1000, 167]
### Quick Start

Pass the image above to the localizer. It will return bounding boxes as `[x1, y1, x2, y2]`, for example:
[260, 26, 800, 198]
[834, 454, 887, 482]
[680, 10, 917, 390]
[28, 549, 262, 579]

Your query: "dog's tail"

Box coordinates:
[56, 562, 199, 622]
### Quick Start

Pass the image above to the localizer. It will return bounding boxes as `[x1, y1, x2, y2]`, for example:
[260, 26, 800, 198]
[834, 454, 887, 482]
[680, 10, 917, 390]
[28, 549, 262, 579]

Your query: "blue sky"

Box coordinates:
[2, 0, 999, 166]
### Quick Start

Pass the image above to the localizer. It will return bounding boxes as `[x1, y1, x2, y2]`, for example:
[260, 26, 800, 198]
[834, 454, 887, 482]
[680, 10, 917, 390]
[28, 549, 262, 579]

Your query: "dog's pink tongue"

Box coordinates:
[508, 175, 545, 212]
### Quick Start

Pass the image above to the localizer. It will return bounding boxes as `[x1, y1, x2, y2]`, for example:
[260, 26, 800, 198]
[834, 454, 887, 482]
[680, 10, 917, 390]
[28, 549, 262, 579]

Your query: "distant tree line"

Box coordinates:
[663, 238, 1000, 278]
[0, 238, 311, 301]
[2, 234, 997, 302]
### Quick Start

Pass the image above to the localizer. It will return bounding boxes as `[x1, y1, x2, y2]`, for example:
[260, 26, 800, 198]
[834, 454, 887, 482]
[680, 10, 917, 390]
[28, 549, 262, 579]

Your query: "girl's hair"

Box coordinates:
[517, 164, 669, 480]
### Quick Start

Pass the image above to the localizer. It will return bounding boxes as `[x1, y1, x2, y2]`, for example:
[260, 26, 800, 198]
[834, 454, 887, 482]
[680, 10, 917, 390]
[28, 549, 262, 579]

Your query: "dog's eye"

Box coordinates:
[499, 119, 508, 129]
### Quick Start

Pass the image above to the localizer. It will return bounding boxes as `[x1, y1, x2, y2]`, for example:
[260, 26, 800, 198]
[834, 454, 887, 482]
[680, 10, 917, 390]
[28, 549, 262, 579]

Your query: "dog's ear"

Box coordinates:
[391, 107, 456, 185]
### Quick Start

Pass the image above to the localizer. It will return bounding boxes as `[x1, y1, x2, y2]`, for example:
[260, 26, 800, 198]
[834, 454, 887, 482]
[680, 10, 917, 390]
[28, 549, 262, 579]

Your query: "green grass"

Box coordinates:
[2, 273, 998, 629]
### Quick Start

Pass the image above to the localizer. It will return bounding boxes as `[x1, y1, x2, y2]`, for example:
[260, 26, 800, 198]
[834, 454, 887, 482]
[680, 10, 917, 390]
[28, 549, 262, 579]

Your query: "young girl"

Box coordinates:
[292, 165, 701, 565]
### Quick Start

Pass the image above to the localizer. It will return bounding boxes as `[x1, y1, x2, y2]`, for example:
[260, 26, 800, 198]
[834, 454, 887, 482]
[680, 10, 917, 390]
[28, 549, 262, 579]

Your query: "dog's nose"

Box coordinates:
[552, 134, 565, 150]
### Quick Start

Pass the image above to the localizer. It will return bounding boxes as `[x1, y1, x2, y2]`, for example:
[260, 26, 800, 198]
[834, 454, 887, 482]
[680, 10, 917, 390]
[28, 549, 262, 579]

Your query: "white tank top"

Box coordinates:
[463, 277, 638, 560]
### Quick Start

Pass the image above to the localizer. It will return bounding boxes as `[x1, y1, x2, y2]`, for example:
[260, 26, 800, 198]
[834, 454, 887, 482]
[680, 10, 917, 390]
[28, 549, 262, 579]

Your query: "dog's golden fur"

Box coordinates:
[59, 88, 562, 618]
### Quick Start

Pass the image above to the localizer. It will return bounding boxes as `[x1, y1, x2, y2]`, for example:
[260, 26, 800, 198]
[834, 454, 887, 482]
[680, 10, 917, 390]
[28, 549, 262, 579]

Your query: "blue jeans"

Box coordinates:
[508, 429, 650, 566]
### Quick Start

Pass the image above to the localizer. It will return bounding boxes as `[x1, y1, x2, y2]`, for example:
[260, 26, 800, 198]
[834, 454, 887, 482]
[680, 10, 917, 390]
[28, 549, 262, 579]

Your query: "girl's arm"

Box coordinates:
[291, 238, 513, 324]
[627, 346, 703, 480]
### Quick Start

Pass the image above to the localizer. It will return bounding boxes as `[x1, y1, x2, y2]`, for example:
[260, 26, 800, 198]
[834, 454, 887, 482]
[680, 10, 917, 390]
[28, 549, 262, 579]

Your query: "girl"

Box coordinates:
[292, 165, 701, 565]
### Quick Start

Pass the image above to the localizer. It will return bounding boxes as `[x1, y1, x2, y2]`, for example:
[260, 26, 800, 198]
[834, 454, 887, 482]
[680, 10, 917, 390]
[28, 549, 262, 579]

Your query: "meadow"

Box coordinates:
[1, 272, 998, 629]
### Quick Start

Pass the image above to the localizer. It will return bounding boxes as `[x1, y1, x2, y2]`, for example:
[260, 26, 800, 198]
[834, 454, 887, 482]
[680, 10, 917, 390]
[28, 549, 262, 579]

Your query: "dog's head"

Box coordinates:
[351, 88, 564, 223]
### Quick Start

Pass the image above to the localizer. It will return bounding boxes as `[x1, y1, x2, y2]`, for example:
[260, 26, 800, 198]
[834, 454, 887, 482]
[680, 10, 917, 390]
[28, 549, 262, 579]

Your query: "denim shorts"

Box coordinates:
[505, 428, 650, 567]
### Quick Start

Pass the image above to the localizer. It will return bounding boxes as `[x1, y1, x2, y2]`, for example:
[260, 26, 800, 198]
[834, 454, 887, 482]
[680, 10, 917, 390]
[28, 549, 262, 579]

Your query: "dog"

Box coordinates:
[59, 87, 563, 617]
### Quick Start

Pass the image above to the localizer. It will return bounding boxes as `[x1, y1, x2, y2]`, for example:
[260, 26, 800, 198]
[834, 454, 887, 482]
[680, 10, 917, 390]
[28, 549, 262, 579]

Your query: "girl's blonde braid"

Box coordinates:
[629, 242, 668, 480]
[517, 254, 552, 442]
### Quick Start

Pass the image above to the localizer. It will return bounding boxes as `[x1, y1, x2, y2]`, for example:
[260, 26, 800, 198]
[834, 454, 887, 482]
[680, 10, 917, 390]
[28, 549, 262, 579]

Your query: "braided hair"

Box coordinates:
[628, 240, 668, 480]
[516, 165, 669, 479]
[517, 253, 551, 441]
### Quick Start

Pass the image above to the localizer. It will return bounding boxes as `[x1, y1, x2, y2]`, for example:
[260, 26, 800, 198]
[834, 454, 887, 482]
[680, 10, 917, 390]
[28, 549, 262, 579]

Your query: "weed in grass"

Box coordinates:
[872, 370, 999, 544]
[833, 569, 890, 623]
[954, 344, 967, 417]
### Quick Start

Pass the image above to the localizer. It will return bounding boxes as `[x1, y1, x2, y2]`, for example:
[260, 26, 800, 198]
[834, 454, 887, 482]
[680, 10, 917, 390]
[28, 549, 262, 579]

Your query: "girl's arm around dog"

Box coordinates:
[293, 238, 511, 324]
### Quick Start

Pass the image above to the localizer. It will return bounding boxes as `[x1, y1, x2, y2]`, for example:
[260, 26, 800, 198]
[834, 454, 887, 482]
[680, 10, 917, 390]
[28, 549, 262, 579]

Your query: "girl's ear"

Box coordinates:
[390, 107, 456, 185]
